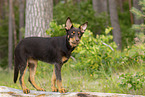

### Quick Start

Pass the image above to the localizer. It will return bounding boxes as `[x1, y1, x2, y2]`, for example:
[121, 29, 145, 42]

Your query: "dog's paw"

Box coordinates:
[37, 88, 46, 91]
[58, 88, 67, 93]
[52, 87, 58, 92]
[23, 88, 30, 94]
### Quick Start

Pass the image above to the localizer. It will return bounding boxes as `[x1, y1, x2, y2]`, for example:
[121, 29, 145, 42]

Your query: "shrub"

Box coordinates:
[119, 72, 145, 90]
[46, 21, 144, 76]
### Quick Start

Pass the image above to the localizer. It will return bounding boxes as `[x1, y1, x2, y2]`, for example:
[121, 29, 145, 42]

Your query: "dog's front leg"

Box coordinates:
[51, 67, 58, 92]
[54, 63, 67, 93]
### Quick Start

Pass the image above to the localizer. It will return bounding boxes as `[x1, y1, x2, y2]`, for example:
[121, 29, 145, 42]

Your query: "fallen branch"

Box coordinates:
[70, 56, 77, 62]
[101, 41, 114, 51]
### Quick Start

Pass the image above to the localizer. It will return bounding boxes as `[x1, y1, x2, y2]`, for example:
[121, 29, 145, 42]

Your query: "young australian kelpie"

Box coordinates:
[14, 17, 88, 94]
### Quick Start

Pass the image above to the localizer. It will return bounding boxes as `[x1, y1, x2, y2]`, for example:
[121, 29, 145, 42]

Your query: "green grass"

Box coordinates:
[0, 61, 145, 95]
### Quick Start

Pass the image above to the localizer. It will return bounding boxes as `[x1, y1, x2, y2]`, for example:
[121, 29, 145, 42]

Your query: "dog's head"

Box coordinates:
[65, 17, 88, 47]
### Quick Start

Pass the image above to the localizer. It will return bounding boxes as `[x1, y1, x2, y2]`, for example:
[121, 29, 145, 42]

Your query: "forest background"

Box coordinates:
[0, 0, 145, 95]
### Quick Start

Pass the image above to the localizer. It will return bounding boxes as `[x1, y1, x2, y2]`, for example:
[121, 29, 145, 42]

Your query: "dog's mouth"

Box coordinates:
[70, 41, 79, 47]
[71, 41, 79, 45]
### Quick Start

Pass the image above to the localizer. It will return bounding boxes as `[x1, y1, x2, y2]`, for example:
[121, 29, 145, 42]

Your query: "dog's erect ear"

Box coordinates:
[65, 17, 73, 30]
[79, 22, 88, 33]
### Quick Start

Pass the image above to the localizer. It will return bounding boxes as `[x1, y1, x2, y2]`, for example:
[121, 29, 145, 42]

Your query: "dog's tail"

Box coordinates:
[14, 56, 20, 83]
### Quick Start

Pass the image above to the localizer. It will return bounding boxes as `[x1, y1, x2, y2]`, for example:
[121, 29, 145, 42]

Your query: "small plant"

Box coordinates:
[46, 21, 66, 37]
[119, 72, 145, 90]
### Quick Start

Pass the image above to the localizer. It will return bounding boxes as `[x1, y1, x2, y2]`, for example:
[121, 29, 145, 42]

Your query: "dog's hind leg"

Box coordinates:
[19, 61, 30, 94]
[51, 67, 58, 92]
[28, 58, 45, 91]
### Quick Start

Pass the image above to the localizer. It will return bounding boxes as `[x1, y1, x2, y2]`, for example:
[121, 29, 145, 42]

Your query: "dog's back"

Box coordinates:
[14, 36, 71, 83]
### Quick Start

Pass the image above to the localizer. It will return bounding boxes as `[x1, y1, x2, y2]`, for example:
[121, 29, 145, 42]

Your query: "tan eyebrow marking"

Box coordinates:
[78, 32, 81, 36]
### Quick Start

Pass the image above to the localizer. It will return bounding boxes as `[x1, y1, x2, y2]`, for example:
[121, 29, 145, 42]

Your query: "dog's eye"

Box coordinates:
[71, 31, 75, 35]
[78, 32, 81, 36]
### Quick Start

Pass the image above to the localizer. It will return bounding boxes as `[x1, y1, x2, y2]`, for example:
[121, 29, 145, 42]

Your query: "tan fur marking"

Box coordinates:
[71, 31, 75, 35]
[62, 56, 68, 63]
[57, 80, 67, 93]
[57, 80, 62, 89]
[51, 68, 58, 92]
[21, 61, 29, 93]
[69, 37, 77, 47]
[78, 32, 81, 36]
[28, 58, 45, 91]
[28, 58, 37, 64]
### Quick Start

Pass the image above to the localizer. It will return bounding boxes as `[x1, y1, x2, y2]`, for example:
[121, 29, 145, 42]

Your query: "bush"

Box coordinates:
[119, 72, 145, 90]
[46, 21, 144, 76]
[72, 27, 117, 75]
[47, 22, 145, 75]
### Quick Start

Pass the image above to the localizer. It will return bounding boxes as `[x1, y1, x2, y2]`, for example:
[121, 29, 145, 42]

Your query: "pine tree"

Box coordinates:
[131, 0, 145, 33]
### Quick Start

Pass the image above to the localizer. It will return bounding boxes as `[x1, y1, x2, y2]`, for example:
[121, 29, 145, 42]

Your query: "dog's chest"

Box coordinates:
[62, 56, 68, 63]
[61, 49, 72, 64]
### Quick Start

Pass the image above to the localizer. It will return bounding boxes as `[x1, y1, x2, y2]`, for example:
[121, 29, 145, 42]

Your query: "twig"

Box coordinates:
[101, 41, 114, 51]
[70, 56, 77, 62]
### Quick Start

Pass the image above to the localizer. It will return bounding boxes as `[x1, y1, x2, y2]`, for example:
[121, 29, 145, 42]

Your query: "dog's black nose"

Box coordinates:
[76, 39, 79, 42]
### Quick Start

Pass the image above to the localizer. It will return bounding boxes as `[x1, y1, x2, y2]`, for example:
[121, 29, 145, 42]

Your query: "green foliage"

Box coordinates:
[131, 0, 145, 19]
[46, 21, 66, 37]
[119, 72, 145, 90]
[36, 61, 53, 78]
[0, 19, 8, 68]
[118, 1, 135, 49]
[53, 0, 108, 35]
[72, 27, 117, 75]
[46, 21, 145, 77]
[131, 0, 145, 33]
[0, 21, 144, 94]
[0, 2, 20, 68]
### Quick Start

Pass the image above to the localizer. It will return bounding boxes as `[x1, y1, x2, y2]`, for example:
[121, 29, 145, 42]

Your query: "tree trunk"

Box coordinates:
[54, 0, 59, 5]
[0, 0, 8, 20]
[64, 0, 67, 3]
[118, 0, 124, 12]
[133, 0, 144, 25]
[25, 0, 53, 37]
[0, 0, 3, 19]
[92, 0, 108, 16]
[73, 0, 81, 4]
[129, 0, 134, 24]
[12, 9, 17, 48]
[109, 0, 122, 50]
[19, 0, 25, 41]
[8, 0, 13, 70]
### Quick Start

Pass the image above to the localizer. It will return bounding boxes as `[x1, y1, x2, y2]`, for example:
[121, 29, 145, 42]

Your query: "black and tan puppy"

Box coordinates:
[14, 17, 88, 93]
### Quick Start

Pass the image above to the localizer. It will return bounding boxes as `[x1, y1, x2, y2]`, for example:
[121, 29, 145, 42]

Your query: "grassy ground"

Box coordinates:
[0, 61, 145, 95]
